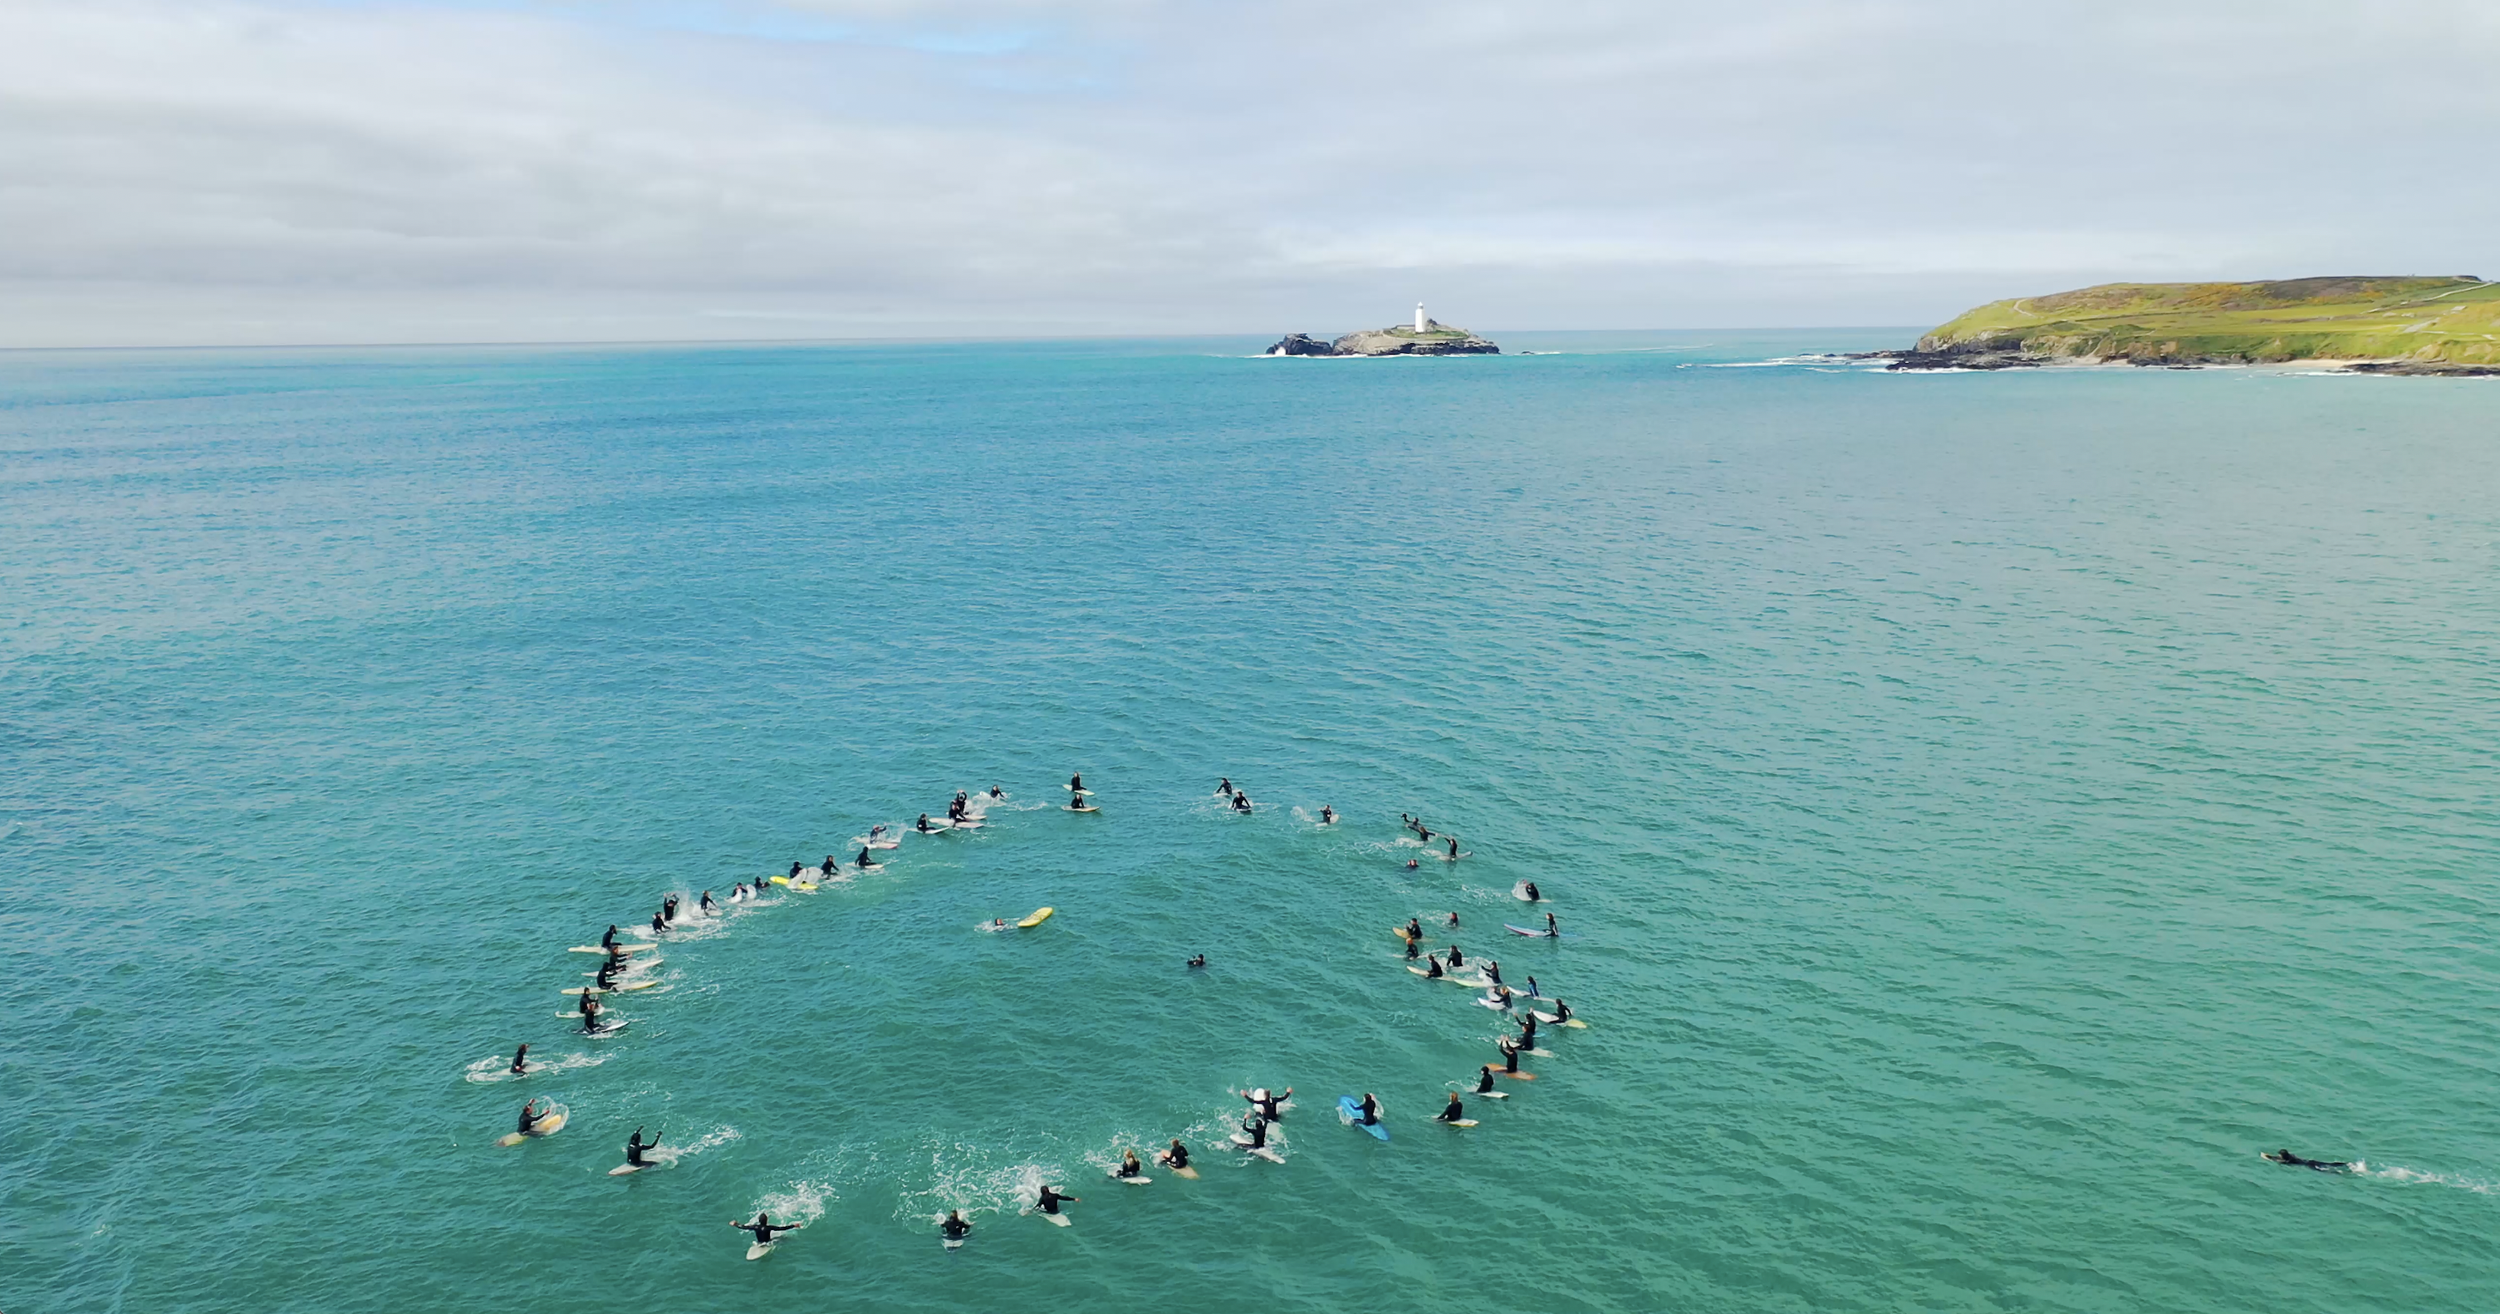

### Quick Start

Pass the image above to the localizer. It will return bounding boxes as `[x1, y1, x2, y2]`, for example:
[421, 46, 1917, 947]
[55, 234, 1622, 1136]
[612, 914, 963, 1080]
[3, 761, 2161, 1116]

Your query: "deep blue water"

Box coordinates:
[4, 333, 2496, 1312]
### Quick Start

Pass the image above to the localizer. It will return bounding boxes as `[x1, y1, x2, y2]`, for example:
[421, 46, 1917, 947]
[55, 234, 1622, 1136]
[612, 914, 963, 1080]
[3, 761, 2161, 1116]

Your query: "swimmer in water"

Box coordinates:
[942, 1210, 972, 1242]
[1117, 1149, 1144, 1178]
[1436, 1093, 1466, 1123]
[1035, 1184, 1079, 1215]
[518, 1098, 544, 1135]
[1159, 1139, 1191, 1169]
[1356, 1092, 1380, 1125]
[1320, 804, 1335, 824]
[624, 1126, 659, 1167]
[508, 1043, 530, 1075]
[731, 1213, 800, 1246]
[1447, 911, 1460, 928]
[1188, 954, 1206, 968]
[2264, 1149, 2353, 1172]
[1407, 858, 1420, 870]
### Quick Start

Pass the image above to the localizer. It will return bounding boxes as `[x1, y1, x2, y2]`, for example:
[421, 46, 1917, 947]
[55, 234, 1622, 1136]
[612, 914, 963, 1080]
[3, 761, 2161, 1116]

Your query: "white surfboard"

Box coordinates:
[746, 1242, 776, 1260]
[608, 1162, 646, 1176]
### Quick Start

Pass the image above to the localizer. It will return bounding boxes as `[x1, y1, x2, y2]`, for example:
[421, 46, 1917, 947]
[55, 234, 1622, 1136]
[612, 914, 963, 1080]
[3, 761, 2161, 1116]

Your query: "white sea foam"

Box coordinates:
[2360, 1162, 2499, 1194]
[648, 1124, 740, 1168]
[753, 1178, 839, 1226]
[464, 1050, 611, 1083]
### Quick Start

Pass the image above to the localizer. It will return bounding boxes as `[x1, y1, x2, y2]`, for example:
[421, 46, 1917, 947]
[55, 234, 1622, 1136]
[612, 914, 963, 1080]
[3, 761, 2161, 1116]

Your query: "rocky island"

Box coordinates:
[1874, 276, 2500, 374]
[1268, 306, 1498, 356]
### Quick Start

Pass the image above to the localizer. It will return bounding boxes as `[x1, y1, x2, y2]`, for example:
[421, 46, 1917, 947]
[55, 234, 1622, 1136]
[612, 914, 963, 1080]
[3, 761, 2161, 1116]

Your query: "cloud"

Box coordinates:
[2, 0, 2497, 344]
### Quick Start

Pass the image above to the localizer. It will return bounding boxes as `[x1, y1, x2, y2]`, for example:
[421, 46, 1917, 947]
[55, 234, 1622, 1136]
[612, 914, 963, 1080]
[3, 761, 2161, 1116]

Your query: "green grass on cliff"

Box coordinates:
[1922, 276, 2500, 365]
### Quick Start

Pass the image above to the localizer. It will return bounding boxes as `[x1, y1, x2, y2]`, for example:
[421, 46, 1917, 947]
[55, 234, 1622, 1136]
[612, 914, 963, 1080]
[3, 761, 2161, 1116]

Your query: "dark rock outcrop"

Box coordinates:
[1266, 333, 1343, 356]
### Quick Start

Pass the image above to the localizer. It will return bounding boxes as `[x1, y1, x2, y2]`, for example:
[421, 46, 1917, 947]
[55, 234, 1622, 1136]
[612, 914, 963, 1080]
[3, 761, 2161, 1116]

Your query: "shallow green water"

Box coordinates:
[4, 335, 2495, 1312]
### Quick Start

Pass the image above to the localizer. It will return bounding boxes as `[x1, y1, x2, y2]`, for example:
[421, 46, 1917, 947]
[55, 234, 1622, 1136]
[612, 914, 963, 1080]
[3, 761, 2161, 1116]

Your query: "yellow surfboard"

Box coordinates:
[1017, 906, 1055, 928]
[769, 875, 790, 886]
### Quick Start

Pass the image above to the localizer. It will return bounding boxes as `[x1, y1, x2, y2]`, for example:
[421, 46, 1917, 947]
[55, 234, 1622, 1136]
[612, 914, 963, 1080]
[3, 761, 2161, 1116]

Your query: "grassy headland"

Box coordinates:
[1915, 276, 2500, 369]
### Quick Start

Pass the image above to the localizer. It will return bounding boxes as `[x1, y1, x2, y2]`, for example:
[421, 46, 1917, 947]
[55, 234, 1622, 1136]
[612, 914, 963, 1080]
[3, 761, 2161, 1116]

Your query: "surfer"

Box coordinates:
[1492, 985, 1517, 1013]
[1424, 954, 1444, 979]
[988, 918, 1010, 932]
[1069, 772, 1084, 794]
[1406, 858, 1420, 871]
[731, 1213, 800, 1246]
[790, 861, 805, 879]
[1544, 912, 1558, 936]
[1447, 911, 1460, 928]
[1436, 1093, 1466, 1123]
[508, 1043, 529, 1075]
[601, 925, 620, 950]
[1320, 804, 1335, 824]
[1356, 1093, 1380, 1126]
[1187, 953, 1206, 968]
[1473, 1066, 1497, 1095]
[1524, 975, 1540, 997]
[604, 941, 631, 964]
[1405, 918, 1423, 940]
[822, 854, 839, 874]
[1233, 792, 1252, 813]
[1418, 825, 1433, 843]
[699, 890, 717, 913]
[1497, 1037, 1524, 1074]
[2265, 1149, 2353, 1172]
[856, 847, 878, 869]
[1116, 1149, 1145, 1179]
[1485, 960, 1503, 986]
[1035, 1184, 1079, 1215]
[1404, 938, 1419, 961]
[942, 1210, 972, 1242]
[1159, 1139, 1192, 1169]
[1245, 1088, 1291, 1120]
[1219, 778, 1233, 796]
[988, 786, 1005, 799]
[595, 958, 623, 989]
[648, 911, 666, 935]
[1552, 999, 1573, 1023]
[624, 1127, 659, 1167]
[1447, 945, 1465, 968]
[918, 814, 939, 833]
[1239, 1115, 1271, 1150]
[1446, 837, 1459, 859]
[662, 895, 679, 923]
[579, 999, 606, 1035]
[1522, 881, 1542, 902]
[1518, 1012, 1538, 1045]
[517, 1098, 544, 1136]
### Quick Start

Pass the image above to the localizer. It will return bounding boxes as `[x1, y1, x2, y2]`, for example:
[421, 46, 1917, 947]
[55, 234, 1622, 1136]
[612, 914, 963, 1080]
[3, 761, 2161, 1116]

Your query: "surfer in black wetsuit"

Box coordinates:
[1518, 1012, 1538, 1046]
[649, 911, 666, 935]
[508, 1043, 529, 1075]
[1405, 918, 1423, 940]
[605, 941, 631, 964]
[1474, 1065, 1497, 1094]
[942, 1210, 972, 1241]
[1117, 1149, 1144, 1178]
[1219, 778, 1233, 796]
[700, 890, 717, 913]
[1320, 804, 1335, 824]
[1447, 837, 1459, 859]
[1069, 772, 1084, 794]
[625, 1127, 659, 1167]
[1544, 912, 1558, 936]
[1035, 1184, 1079, 1215]
[2265, 1149, 2353, 1172]
[601, 925, 620, 950]
[1552, 999, 1572, 1023]
[1425, 954, 1444, 979]
[988, 786, 1004, 800]
[789, 861, 804, 879]
[1356, 1093, 1380, 1126]
[1436, 1093, 1465, 1123]
[732, 1213, 799, 1245]
[1485, 960, 1503, 986]
[1447, 945, 1465, 968]
[1231, 792, 1251, 813]
[820, 854, 838, 875]
[662, 895, 679, 923]
[518, 1099, 543, 1135]
[857, 846, 878, 869]
[1159, 1139, 1191, 1169]
[1522, 881, 1541, 902]
[595, 958, 623, 989]
[1240, 1115, 1270, 1150]
[1446, 911, 1460, 928]
[1405, 937, 1420, 960]
[1244, 1088, 1289, 1120]
[1407, 857, 1420, 870]
[1498, 1037, 1523, 1074]
[1187, 954, 1206, 968]
[918, 814, 937, 833]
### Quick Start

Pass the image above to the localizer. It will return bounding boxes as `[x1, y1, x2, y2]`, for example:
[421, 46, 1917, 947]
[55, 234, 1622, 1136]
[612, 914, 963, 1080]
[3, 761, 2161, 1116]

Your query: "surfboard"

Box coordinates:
[1436, 1118, 1480, 1128]
[769, 875, 790, 886]
[561, 981, 658, 995]
[1065, 804, 1099, 813]
[1393, 927, 1420, 941]
[1505, 924, 1564, 937]
[1498, 1069, 1535, 1080]
[570, 944, 650, 954]
[1035, 1211, 1072, 1227]
[1163, 1164, 1199, 1178]
[1247, 1147, 1284, 1163]
[1337, 1096, 1390, 1141]
[1407, 965, 1443, 979]
[1110, 1173, 1153, 1185]
[496, 1107, 567, 1146]
[1018, 906, 1055, 928]
[1064, 785, 1093, 795]
[746, 1242, 776, 1260]
[586, 1020, 630, 1037]
[608, 1162, 647, 1176]
[1474, 996, 1513, 1011]
[947, 819, 983, 829]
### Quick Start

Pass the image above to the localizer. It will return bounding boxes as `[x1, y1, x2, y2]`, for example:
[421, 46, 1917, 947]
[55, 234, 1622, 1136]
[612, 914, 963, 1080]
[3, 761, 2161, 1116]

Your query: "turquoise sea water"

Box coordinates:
[4, 334, 2496, 1312]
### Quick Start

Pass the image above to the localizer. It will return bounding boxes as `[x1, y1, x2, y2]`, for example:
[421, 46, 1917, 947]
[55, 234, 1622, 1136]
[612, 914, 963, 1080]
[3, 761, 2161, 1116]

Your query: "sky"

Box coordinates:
[3, 0, 2497, 346]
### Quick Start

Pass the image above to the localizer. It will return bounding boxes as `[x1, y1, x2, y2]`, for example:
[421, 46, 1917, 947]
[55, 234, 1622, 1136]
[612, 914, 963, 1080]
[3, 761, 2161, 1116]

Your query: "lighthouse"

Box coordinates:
[1415, 303, 1427, 332]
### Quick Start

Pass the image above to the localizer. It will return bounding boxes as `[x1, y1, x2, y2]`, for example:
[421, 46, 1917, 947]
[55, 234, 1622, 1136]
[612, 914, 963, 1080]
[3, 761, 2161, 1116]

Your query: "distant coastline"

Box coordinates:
[1861, 276, 2500, 375]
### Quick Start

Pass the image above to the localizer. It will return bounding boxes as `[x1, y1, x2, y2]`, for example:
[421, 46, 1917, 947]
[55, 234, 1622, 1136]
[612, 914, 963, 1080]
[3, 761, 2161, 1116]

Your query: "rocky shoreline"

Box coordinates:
[1850, 342, 2500, 376]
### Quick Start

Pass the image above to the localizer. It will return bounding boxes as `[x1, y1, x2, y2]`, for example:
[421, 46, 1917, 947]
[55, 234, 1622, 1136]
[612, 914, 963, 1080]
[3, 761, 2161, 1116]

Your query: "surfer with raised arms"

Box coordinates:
[942, 1210, 973, 1243]
[662, 895, 679, 924]
[1497, 1037, 1524, 1075]
[2264, 1149, 2353, 1172]
[1034, 1183, 1079, 1216]
[1116, 1149, 1145, 1179]
[624, 1127, 659, 1169]
[731, 1213, 800, 1246]
[1158, 1139, 1192, 1170]
[1244, 1088, 1291, 1121]
[1239, 1114, 1272, 1150]
[508, 1043, 529, 1076]
[1436, 1092, 1466, 1124]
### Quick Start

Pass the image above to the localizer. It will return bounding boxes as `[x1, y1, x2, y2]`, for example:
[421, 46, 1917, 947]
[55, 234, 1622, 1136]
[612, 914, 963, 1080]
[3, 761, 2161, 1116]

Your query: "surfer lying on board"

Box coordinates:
[1035, 1184, 1079, 1215]
[942, 1210, 972, 1242]
[1117, 1149, 1145, 1179]
[509, 1044, 529, 1075]
[1436, 1093, 1466, 1123]
[1159, 1140, 1191, 1170]
[2264, 1150, 2353, 1172]
[731, 1214, 800, 1244]
[625, 1127, 659, 1167]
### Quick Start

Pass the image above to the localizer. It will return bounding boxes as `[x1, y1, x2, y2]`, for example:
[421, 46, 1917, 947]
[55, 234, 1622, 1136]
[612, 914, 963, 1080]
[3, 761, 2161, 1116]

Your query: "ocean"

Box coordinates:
[4, 333, 2495, 1312]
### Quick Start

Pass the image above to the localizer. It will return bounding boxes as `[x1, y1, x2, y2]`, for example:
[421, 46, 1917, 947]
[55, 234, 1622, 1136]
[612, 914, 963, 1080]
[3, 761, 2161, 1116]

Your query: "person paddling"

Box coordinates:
[1035, 1184, 1079, 1215]
[624, 1127, 659, 1168]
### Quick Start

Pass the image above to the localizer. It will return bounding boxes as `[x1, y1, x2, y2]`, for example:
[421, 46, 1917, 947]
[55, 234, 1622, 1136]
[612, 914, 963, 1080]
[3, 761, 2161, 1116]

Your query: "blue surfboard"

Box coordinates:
[1337, 1095, 1389, 1141]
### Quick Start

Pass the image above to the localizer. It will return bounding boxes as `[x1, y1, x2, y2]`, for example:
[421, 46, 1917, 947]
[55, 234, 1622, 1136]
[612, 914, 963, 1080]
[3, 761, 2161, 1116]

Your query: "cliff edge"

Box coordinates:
[1892, 276, 2500, 373]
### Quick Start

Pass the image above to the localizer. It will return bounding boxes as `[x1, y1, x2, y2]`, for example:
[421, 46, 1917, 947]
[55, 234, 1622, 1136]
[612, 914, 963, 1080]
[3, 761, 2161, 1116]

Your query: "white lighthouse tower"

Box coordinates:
[1415, 303, 1428, 332]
